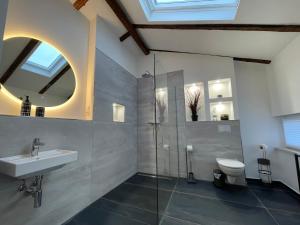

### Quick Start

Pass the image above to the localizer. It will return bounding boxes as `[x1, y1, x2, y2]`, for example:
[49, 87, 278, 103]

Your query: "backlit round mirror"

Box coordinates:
[0, 37, 76, 107]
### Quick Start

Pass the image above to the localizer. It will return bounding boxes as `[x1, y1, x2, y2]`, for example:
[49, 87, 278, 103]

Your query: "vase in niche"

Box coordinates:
[191, 114, 198, 121]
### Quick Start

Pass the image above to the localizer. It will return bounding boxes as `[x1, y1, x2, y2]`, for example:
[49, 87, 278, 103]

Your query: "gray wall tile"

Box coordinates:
[137, 71, 244, 184]
[94, 50, 137, 124]
[0, 49, 138, 225]
[137, 71, 185, 176]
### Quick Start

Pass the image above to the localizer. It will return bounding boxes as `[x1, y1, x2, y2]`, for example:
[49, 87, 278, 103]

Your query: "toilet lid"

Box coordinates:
[216, 158, 245, 168]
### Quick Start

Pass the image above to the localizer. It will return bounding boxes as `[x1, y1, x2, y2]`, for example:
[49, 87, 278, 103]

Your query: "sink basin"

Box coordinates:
[0, 149, 78, 178]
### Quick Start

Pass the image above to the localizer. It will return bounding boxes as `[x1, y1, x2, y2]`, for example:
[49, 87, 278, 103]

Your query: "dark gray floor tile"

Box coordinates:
[126, 174, 177, 190]
[90, 198, 157, 225]
[269, 209, 300, 225]
[64, 220, 81, 225]
[253, 189, 300, 212]
[176, 179, 262, 207]
[73, 206, 145, 225]
[161, 216, 200, 225]
[103, 183, 172, 213]
[166, 192, 277, 225]
[247, 180, 287, 192]
[63, 175, 300, 225]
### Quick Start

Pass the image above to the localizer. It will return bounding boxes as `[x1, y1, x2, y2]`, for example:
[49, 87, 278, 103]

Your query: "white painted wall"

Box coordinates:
[95, 16, 140, 77]
[84, 17, 97, 120]
[0, 0, 8, 63]
[272, 148, 300, 193]
[138, 52, 239, 120]
[0, 0, 90, 120]
[138, 52, 235, 82]
[235, 62, 284, 179]
[267, 34, 300, 116]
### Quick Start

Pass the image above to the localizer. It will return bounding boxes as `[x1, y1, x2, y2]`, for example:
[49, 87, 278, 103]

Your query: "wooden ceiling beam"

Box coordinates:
[39, 64, 71, 94]
[134, 24, 300, 32]
[150, 49, 271, 64]
[0, 39, 40, 84]
[120, 32, 131, 42]
[105, 0, 150, 55]
[73, 0, 89, 10]
[233, 57, 271, 64]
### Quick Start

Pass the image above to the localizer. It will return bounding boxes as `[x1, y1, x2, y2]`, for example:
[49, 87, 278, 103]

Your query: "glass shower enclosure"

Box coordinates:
[137, 54, 185, 224]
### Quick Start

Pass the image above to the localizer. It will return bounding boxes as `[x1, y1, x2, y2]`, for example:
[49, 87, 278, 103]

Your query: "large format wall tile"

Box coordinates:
[137, 71, 185, 176]
[0, 117, 93, 225]
[0, 49, 138, 225]
[91, 49, 138, 199]
[94, 50, 137, 124]
[137, 70, 244, 184]
[184, 120, 244, 183]
[90, 122, 137, 200]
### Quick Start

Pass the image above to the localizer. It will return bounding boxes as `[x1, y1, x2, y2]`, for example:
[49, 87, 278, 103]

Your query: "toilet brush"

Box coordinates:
[186, 145, 197, 184]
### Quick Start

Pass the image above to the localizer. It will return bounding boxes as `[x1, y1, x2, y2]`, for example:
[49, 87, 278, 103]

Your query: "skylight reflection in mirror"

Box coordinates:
[21, 42, 66, 78]
[27, 42, 61, 69]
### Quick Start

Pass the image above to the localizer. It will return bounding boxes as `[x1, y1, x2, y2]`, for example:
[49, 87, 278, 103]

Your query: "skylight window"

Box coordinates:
[156, 0, 195, 3]
[21, 42, 66, 78]
[139, 0, 240, 22]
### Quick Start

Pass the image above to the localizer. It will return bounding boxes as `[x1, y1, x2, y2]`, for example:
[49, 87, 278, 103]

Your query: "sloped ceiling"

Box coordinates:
[71, 0, 300, 60]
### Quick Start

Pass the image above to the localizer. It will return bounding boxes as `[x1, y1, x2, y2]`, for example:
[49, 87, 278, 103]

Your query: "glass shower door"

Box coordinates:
[154, 54, 185, 224]
[137, 54, 186, 225]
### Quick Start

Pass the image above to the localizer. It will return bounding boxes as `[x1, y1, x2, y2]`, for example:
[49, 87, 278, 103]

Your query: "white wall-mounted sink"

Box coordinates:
[0, 149, 78, 178]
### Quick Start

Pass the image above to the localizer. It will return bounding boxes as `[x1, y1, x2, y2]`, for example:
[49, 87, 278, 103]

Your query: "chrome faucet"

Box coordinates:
[31, 138, 44, 157]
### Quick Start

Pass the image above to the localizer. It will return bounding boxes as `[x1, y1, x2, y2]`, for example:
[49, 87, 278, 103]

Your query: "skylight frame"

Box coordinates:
[21, 42, 67, 78]
[154, 0, 239, 9]
[139, 0, 240, 22]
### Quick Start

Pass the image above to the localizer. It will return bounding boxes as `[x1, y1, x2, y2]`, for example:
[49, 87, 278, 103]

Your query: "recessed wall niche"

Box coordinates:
[156, 87, 168, 124]
[113, 103, 125, 122]
[208, 78, 232, 99]
[210, 101, 234, 121]
[184, 83, 205, 121]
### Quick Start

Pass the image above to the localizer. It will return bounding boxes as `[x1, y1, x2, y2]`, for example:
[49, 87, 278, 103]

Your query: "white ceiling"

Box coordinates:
[122, 0, 300, 25]
[140, 30, 298, 59]
[72, 0, 300, 60]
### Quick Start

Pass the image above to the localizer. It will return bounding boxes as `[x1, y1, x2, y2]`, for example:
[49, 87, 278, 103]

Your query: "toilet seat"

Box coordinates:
[216, 158, 245, 169]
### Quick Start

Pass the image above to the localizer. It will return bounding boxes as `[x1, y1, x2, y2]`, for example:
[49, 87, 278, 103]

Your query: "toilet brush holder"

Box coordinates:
[187, 172, 197, 184]
[186, 145, 197, 184]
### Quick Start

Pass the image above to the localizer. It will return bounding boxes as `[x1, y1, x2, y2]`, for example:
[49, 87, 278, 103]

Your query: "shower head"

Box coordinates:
[142, 71, 153, 78]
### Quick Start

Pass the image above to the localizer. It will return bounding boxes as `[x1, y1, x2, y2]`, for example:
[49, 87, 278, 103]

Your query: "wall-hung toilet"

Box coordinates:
[216, 158, 245, 184]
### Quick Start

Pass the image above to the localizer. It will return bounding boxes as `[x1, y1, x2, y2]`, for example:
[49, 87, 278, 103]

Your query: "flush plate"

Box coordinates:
[0, 149, 78, 178]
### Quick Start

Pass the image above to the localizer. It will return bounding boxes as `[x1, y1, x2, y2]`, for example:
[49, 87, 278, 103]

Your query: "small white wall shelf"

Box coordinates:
[208, 78, 232, 99]
[210, 101, 234, 121]
[113, 103, 125, 122]
[183, 78, 236, 122]
[208, 78, 235, 121]
[184, 83, 205, 121]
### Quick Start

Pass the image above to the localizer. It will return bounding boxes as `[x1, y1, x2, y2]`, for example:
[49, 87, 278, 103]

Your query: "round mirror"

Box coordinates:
[0, 37, 76, 107]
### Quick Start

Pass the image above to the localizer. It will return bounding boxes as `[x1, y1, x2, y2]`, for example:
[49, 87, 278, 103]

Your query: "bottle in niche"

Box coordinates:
[21, 96, 31, 116]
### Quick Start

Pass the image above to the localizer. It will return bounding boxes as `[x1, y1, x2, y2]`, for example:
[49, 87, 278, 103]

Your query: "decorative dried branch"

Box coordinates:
[156, 98, 166, 117]
[186, 88, 201, 115]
